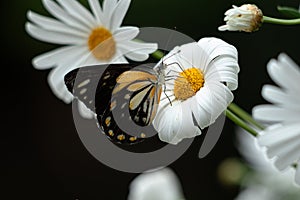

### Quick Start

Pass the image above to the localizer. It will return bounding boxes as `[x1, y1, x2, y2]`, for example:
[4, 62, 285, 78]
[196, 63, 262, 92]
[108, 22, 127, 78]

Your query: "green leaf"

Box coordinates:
[277, 6, 300, 19]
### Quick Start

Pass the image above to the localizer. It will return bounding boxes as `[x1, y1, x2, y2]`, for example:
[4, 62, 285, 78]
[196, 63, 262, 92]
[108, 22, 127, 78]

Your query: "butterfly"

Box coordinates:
[64, 61, 167, 145]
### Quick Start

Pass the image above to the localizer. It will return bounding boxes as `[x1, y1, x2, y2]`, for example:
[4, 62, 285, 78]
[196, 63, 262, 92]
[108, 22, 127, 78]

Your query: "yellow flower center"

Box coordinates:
[174, 67, 204, 100]
[88, 27, 116, 60]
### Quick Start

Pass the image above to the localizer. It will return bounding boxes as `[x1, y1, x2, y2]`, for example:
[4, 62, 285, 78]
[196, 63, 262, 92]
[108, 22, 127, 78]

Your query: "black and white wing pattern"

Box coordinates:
[64, 63, 163, 145]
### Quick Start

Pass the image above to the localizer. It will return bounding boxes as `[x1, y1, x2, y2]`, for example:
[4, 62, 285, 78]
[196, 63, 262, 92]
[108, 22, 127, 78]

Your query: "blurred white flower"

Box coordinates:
[252, 53, 300, 185]
[26, 0, 157, 118]
[235, 128, 300, 200]
[218, 4, 263, 32]
[128, 168, 185, 200]
[153, 37, 239, 144]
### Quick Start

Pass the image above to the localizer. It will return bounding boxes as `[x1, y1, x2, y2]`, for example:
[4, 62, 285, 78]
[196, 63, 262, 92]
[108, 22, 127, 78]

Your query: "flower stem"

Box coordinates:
[228, 103, 264, 130]
[263, 16, 300, 25]
[225, 109, 258, 137]
[151, 50, 164, 60]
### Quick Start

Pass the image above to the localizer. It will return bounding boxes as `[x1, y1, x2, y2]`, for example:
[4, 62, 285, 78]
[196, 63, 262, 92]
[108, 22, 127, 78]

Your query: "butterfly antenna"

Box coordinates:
[162, 50, 181, 65]
[165, 61, 184, 72]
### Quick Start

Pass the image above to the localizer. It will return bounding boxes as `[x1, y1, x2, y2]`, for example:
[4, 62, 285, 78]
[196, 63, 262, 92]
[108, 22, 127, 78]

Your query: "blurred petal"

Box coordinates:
[26, 22, 86, 45]
[102, 0, 118, 27]
[114, 26, 139, 42]
[253, 53, 300, 186]
[110, 0, 131, 32]
[128, 168, 184, 200]
[77, 100, 95, 119]
[253, 105, 300, 123]
[118, 40, 158, 54]
[88, 0, 103, 24]
[42, 0, 89, 33]
[56, 0, 97, 29]
[27, 11, 87, 38]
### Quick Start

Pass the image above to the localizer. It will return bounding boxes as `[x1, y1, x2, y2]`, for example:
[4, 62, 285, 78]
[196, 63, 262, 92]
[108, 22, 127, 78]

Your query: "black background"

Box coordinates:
[3, 0, 300, 199]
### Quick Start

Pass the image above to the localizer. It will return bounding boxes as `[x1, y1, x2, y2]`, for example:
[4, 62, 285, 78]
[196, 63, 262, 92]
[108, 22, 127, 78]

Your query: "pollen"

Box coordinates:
[174, 67, 204, 100]
[88, 27, 116, 60]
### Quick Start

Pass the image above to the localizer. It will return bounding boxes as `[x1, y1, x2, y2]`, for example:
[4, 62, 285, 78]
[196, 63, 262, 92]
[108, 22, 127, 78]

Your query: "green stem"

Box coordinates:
[228, 103, 264, 130]
[263, 16, 300, 25]
[151, 50, 164, 60]
[225, 109, 258, 137]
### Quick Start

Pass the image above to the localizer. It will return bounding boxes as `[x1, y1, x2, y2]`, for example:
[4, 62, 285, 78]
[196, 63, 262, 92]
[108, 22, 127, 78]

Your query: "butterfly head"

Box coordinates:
[153, 49, 182, 83]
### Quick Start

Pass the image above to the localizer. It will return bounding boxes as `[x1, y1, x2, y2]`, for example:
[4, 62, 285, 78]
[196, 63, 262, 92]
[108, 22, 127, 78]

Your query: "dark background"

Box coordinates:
[3, 0, 300, 199]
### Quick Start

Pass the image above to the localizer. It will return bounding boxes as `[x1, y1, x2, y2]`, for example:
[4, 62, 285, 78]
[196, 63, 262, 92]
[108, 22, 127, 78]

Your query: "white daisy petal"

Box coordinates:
[26, 22, 86, 45]
[274, 141, 300, 170]
[48, 67, 74, 103]
[253, 105, 300, 123]
[198, 38, 238, 60]
[32, 45, 85, 69]
[253, 53, 300, 185]
[77, 100, 95, 119]
[267, 60, 300, 94]
[175, 42, 201, 68]
[128, 168, 185, 200]
[278, 53, 300, 93]
[193, 101, 213, 129]
[154, 101, 183, 144]
[258, 123, 300, 148]
[102, 0, 118, 27]
[27, 11, 87, 38]
[235, 127, 300, 199]
[47, 48, 90, 103]
[56, 0, 97, 29]
[42, 0, 89, 33]
[125, 52, 150, 62]
[266, 135, 300, 160]
[118, 40, 158, 54]
[88, 0, 103, 24]
[205, 56, 239, 90]
[110, 0, 131, 32]
[114, 26, 139, 42]
[176, 100, 202, 138]
[195, 82, 233, 125]
[262, 85, 300, 109]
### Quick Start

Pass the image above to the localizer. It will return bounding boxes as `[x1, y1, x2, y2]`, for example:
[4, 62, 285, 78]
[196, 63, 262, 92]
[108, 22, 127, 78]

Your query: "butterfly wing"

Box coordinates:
[113, 70, 162, 126]
[64, 64, 133, 112]
[64, 64, 160, 145]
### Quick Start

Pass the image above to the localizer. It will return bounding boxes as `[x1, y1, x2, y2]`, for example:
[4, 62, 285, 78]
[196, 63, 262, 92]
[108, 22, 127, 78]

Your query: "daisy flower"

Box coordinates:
[153, 37, 239, 144]
[218, 4, 263, 32]
[252, 53, 300, 185]
[128, 167, 185, 200]
[235, 128, 300, 200]
[26, 0, 157, 117]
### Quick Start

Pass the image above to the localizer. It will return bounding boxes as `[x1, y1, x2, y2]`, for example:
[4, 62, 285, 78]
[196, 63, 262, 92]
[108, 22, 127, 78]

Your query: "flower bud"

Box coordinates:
[218, 4, 263, 32]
